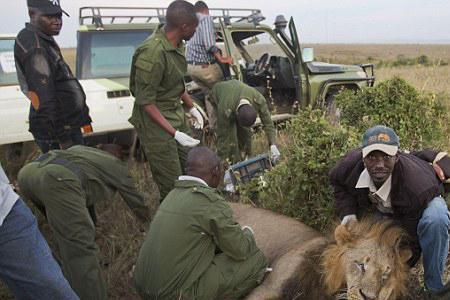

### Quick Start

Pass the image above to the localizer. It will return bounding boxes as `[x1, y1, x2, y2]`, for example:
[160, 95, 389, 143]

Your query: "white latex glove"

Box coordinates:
[174, 131, 200, 147]
[189, 107, 204, 130]
[242, 225, 254, 235]
[341, 214, 357, 225]
[270, 144, 281, 163]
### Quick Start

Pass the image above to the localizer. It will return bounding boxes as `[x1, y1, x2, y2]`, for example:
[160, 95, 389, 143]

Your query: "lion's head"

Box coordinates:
[321, 219, 412, 300]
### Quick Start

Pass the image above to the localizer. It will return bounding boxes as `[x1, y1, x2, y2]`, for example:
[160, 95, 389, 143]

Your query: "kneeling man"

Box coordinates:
[330, 125, 450, 299]
[134, 147, 268, 300]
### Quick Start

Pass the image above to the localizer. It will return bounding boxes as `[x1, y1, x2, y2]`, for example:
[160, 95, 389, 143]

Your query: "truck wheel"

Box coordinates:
[325, 94, 341, 125]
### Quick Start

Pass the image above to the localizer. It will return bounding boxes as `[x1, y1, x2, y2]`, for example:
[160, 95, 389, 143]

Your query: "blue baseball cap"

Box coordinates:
[362, 125, 400, 158]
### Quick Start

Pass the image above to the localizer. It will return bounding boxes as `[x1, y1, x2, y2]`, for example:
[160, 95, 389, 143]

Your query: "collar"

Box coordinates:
[236, 98, 251, 111]
[25, 23, 55, 42]
[155, 24, 185, 54]
[178, 175, 209, 187]
[196, 12, 209, 21]
[355, 169, 392, 202]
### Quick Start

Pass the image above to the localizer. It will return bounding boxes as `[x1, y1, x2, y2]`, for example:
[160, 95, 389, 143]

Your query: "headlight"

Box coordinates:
[357, 71, 367, 78]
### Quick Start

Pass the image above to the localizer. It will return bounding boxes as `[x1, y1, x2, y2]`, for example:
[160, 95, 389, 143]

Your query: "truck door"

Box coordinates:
[219, 18, 242, 80]
[288, 18, 309, 108]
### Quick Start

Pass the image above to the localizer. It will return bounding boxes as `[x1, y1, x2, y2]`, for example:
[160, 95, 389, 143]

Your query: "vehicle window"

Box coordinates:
[78, 30, 151, 79]
[0, 39, 18, 86]
[231, 31, 287, 63]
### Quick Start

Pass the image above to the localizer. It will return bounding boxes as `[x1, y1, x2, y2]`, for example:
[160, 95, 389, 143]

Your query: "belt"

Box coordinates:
[187, 60, 216, 66]
[35, 153, 88, 189]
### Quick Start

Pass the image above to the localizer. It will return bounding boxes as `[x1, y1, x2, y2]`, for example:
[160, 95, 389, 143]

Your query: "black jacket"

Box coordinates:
[14, 23, 91, 143]
[330, 148, 446, 265]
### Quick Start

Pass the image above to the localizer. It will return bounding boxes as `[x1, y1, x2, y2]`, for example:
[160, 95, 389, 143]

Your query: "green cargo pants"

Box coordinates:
[182, 249, 267, 300]
[135, 122, 191, 202]
[17, 163, 106, 300]
[218, 123, 253, 164]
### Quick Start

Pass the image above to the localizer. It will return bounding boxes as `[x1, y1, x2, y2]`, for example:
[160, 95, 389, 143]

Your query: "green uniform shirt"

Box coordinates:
[20, 145, 148, 217]
[210, 80, 276, 145]
[134, 180, 259, 299]
[129, 24, 187, 130]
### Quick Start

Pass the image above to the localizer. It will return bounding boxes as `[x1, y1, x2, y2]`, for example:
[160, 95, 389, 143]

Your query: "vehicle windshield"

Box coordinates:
[231, 30, 287, 64]
[77, 30, 152, 80]
[0, 39, 18, 86]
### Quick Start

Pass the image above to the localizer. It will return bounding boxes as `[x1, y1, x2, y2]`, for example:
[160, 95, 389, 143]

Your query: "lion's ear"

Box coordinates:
[399, 249, 412, 264]
[334, 224, 354, 245]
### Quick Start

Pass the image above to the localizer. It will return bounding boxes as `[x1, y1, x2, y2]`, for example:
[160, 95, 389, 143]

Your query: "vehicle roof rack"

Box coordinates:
[79, 7, 265, 28]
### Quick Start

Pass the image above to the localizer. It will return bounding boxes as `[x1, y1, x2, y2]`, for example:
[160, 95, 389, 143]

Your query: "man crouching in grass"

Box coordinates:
[134, 147, 267, 300]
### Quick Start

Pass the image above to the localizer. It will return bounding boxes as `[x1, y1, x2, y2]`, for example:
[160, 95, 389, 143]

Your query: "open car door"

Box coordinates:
[288, 17, 309, 107]
[218, 18, 242, 80]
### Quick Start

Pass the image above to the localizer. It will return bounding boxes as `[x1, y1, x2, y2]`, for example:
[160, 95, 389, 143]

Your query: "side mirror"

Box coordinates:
[302, 47, 314, 63]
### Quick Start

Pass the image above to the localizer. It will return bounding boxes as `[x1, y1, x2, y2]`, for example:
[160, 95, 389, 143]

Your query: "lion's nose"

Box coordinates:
[359, 289, 376, 300]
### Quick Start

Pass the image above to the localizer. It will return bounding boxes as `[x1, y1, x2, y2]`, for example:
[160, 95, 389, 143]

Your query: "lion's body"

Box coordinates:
[229, 203, 411, 300]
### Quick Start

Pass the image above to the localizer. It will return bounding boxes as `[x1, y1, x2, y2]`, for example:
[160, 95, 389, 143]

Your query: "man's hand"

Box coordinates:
[174, 131, 200, 147]
[189, 107, 204, 130]
[59, 140, 73, 150]
[241, 225, 254, 235]
[270, 145, 281, 163]
[341, 214, 357, 226]
[220, 56, 233, 65]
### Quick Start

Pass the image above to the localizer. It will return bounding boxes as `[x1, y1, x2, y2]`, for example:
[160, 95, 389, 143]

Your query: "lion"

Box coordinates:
[229, 203, 413, 300]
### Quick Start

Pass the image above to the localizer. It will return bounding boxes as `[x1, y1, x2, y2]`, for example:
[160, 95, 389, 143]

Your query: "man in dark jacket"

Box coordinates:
[14, 0, 92, 153]
[330, 125, 450, 299]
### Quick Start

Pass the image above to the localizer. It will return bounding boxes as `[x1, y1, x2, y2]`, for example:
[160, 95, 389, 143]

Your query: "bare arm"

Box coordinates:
[181, 90, 194, 109]
[143, 104, 177, 136]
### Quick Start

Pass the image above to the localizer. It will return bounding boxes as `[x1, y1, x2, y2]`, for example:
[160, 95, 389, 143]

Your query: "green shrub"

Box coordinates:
[335, 77, 449, 150]
[240, 108, 359, 231]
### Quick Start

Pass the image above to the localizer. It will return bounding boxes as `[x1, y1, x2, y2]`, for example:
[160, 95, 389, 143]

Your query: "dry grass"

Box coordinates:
[1, 44, 449, 299]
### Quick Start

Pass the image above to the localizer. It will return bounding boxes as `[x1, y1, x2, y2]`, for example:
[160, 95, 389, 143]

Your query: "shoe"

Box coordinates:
[426, 282, 450, 300]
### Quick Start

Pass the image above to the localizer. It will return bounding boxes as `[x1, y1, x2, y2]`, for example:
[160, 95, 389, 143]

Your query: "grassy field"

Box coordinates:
[1, 44, 450, 299]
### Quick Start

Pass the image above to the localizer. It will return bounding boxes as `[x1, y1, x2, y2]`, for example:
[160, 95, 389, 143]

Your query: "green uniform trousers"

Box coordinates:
[136, 122, 190, 202]
[18, 164, 106, 300]
[218, 122, 253, 163]
[182, 249, 267, 300]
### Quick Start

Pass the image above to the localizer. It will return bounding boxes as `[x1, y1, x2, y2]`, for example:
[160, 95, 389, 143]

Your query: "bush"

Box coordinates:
[335, 77, 449, 150]
[240, 108, 359, 231]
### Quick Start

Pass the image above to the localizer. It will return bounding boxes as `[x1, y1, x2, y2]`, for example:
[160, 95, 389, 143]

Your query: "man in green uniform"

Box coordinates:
[17, 145, 150, 300]
[129, 0, 204, 202]
[134, 147, 268, 300]
[209, 79, 281, 163]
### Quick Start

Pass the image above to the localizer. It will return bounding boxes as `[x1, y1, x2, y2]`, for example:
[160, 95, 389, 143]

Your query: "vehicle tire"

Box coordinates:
[325, 94, 341, 125]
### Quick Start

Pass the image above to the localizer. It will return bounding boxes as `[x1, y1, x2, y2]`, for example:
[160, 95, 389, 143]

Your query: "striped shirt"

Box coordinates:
[186, 13, 218, 64]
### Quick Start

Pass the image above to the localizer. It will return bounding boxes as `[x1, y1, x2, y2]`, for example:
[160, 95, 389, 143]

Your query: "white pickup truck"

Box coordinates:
[0, 33, 138, 150]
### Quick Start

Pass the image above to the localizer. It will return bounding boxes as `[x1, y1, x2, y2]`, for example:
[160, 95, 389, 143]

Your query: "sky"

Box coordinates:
[2, 0, 450, 47]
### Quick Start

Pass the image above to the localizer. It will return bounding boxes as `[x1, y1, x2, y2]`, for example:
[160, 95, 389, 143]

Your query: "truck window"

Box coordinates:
[0, 39, 18, 86]
[77, 30, 152, 79]
[231, 31, 287, 63]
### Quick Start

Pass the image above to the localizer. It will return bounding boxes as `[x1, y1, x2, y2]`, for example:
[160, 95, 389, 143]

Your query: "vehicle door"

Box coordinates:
[218, 19, 242, 80]
[288, 18, 309, 107]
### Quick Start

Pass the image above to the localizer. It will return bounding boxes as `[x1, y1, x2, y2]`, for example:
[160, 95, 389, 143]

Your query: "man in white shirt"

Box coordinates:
[0, 163, 78, 299]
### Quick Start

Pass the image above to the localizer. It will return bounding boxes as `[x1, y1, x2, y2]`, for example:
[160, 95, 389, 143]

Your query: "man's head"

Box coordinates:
[236, 100, 257, 127]
[186, 147, 223, 188]
[362, 125, 400, 186]
[165, 0, 198, 41]
[194, 1, 209, 14]
[28, 0, 68, 36]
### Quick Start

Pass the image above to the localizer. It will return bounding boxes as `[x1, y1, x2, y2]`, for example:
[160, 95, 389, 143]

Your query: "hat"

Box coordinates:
[362, 125, 400, 158]
[27, 0, 69, 17]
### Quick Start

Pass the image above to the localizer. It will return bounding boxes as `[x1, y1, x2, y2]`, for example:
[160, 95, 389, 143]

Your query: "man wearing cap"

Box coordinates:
[129, 0, 203, 202]
[209, 79, 280, 163]
[330, 125, 450, 299]
[14, 0, 92, 153]
[17, 145, 150, 300]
